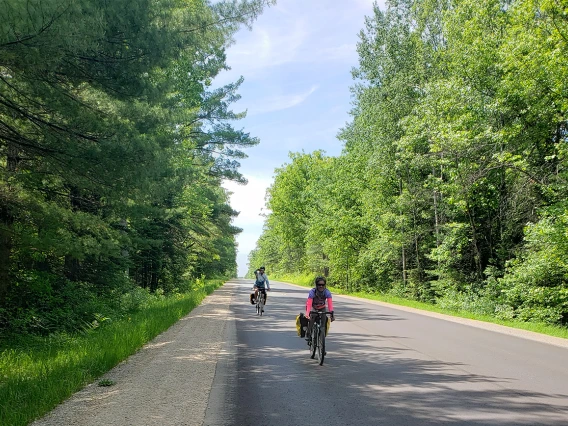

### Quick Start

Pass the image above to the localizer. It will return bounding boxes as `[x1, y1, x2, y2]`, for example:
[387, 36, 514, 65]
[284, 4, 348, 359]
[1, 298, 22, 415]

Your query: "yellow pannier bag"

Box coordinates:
[296, 313, 330, 336]
[295, 313, 308, 337]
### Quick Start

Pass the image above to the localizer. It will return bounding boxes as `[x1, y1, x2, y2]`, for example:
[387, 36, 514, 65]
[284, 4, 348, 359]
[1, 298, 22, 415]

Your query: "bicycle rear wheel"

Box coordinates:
[317, 328, 325, 365]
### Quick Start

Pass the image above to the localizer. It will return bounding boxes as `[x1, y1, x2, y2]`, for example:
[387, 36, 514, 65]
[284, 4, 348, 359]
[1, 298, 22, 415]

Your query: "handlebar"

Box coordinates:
[309, 311, 334, 317]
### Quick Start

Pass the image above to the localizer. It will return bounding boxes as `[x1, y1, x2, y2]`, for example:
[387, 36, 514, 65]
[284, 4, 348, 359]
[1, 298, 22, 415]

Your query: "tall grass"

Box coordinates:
[275, 274, 568, 340]
[0, 280, 223, 426]
[275, 272, 314, 287]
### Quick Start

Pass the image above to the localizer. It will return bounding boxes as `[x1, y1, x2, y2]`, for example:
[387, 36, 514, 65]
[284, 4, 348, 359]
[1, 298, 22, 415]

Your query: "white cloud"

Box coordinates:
[226, 19, 309, 72]
[320, 43, 358, 62]
[224, 174, 273, 227]
[353, 0, 377, 8]
[224, 174, 274, 276]
[248, 85, 318, 115]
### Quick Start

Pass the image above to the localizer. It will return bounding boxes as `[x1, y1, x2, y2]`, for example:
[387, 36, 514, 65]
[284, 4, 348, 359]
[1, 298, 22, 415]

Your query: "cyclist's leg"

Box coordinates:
[262, 288, 267, 304]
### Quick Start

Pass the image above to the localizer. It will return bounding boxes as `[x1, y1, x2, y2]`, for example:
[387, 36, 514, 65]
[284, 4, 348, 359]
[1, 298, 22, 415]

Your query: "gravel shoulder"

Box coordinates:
[32, 282, 237, 426]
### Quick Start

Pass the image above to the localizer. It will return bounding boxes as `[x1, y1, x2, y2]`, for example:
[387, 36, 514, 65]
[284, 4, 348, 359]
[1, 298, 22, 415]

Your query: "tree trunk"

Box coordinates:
[402, 246, 407, 284]
[399, 177, 407, 286]
[64, 256, 80, 281]
[433, 167, 440, 261]
[465, 201, 483, 280]
[0, 204, 12, 304]
[0, 143, 18, 303]
[412, 203, 421, 277]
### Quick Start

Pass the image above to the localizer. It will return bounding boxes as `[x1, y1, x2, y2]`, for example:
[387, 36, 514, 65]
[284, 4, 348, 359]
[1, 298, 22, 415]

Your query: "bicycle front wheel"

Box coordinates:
[317, 328, 325, 365]
[310, 327, 317, 359]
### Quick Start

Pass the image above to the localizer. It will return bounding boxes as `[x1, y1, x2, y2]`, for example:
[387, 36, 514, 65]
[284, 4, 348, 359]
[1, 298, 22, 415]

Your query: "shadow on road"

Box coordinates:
[224, 280, 568, 426]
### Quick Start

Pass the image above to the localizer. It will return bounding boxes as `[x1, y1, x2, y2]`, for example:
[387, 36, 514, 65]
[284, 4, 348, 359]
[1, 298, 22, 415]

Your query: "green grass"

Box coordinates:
[0, 280, 223, 426]
[275, 273, 568, 340]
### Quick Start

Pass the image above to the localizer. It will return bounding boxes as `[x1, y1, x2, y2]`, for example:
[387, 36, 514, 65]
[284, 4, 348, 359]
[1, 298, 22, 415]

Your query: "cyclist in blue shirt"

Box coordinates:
[250, 266, 270, 309]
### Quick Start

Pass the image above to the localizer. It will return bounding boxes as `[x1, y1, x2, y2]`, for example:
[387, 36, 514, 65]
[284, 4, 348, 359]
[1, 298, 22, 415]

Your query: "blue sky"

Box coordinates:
[219, 0, 382, 276]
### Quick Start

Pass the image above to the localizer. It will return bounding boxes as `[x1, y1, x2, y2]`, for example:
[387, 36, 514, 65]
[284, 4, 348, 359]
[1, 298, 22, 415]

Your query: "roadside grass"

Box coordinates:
[275, 274, 568, 340]
[0, 280, 223, 426]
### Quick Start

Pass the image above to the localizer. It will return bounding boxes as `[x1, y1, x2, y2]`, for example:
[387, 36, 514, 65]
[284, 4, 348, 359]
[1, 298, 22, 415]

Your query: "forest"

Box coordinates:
[0, 0, 273, 337]
[249, 0, 568, 326]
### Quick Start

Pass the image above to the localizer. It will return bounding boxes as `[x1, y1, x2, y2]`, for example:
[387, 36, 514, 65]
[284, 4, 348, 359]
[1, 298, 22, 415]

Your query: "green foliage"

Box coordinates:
[249, 0, 568, 327]
[0, 0, 272, 334]
[0, 280, 223, 426]
[494, 213, 568, 323]
[248, 151, 331, 276]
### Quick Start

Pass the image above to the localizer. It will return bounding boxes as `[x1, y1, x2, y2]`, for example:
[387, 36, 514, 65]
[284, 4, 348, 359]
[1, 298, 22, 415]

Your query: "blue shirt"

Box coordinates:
[255, 273, 270, 290]
[308, 288, 332, 310]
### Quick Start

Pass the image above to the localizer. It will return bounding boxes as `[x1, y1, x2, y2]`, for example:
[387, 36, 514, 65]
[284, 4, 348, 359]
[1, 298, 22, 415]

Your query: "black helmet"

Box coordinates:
[259, 266, 265, 271]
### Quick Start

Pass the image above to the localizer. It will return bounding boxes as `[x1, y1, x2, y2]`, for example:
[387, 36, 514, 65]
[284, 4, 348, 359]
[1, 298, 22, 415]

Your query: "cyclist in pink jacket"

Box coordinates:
[305, 276, 334, 343]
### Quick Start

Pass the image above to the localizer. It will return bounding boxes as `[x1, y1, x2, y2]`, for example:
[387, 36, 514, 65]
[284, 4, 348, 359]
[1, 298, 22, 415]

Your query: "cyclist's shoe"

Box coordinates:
[261, 309, 264, 313]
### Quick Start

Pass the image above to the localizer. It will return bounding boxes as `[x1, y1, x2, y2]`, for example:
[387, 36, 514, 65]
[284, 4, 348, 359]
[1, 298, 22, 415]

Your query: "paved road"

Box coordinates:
[206, 279, 568, 426]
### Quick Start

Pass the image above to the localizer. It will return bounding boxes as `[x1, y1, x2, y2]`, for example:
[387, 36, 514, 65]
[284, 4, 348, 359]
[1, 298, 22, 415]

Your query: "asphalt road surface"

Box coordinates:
[205, 279, 568, 426]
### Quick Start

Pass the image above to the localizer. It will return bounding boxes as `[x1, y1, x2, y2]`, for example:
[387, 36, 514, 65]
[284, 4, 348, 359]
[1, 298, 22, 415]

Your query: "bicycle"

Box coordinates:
[308, 310, 333, 365]
[255, 288, 266, 316]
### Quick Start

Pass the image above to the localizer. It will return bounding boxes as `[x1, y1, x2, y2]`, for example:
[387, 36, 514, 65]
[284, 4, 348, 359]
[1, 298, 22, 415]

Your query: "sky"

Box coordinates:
[219, 0, 382, 277]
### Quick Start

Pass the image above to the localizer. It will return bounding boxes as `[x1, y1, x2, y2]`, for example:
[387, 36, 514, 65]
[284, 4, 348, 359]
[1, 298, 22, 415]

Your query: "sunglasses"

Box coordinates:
[316, 283, 325, 287]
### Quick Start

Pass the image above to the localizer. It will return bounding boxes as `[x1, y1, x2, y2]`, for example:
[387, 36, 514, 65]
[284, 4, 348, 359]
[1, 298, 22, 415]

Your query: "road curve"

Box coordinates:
[207, 279, 568, 426]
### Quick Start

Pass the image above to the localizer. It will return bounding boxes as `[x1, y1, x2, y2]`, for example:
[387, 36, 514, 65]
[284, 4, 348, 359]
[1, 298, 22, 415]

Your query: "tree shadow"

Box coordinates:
[227, 280, 568, 426]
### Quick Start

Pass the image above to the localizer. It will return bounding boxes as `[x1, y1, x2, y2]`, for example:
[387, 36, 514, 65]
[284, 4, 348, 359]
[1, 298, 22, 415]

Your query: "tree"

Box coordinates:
[0, 0, 274, 333]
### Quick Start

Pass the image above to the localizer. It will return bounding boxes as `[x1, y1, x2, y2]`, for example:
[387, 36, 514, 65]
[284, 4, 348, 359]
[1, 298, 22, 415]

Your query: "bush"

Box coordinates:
[436, 289, 496, 316]
[495, 212, 568, 325]
[119, 287, 154, 313]
[1, 273, 116, 335]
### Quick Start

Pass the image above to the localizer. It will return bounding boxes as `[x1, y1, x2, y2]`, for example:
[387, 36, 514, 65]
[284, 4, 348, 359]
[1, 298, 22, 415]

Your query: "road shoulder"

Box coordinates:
[32, 282, 236, 426]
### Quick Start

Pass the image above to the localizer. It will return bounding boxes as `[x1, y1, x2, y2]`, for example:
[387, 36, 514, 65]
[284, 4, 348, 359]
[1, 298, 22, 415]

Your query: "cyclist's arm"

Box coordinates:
[265, 276, 270, 290]
[327, 298, 334, 312]
[305, 297, 313, 317]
